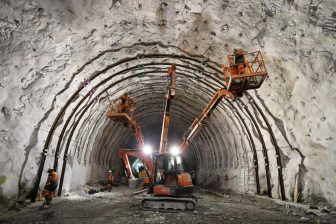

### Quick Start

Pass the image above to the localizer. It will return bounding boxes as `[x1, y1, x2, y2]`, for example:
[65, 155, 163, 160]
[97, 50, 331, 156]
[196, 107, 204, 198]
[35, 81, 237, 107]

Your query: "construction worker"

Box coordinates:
[41, 168, 58, 209]
[233, 48, 246, 74]
[119, 94, 128, 113]
[107, 170, 114, 191]
[234, 48, 245, 64]
[190, 171, 196, 185]
[230, 48, 247, 96]
[117, 94, 133, 113]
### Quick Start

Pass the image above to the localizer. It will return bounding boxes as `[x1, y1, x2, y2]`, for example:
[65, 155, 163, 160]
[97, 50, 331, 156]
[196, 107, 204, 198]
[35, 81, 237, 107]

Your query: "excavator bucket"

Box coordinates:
[223, 51, 268, 96]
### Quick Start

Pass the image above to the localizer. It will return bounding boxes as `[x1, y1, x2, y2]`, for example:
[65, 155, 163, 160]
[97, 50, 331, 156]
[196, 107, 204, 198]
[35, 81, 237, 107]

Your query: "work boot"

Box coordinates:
[40, 202, 49, 210]
[41, 197, 51, 209]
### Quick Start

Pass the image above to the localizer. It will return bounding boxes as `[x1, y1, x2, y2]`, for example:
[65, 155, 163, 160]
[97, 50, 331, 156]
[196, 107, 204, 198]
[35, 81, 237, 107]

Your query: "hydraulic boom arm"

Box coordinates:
[106, 95, 144, 148]
[180, 89, 232, 153]
[129, 120, 144, 148]
[107, 94, 150, 181]
[180, 50, 268, 153]
[159, 65, 176, 154]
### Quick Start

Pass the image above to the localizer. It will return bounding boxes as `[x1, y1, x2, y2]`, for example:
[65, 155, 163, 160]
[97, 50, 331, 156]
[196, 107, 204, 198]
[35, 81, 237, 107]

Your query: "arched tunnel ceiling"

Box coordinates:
[56, 51, 237, 171]
[0, 0, 336, 205]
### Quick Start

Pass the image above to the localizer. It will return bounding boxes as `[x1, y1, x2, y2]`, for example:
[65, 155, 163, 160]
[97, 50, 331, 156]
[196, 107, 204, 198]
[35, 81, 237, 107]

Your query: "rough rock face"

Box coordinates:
[0, 0, 335, 206]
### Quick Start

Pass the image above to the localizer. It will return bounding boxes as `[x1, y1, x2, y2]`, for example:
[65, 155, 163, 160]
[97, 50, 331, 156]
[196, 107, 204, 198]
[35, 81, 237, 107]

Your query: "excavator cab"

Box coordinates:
[142, 153, 196, 211]
[153, 153, 193, 197]
[223, 50, 268, 97]
[106, 93, 135, 123]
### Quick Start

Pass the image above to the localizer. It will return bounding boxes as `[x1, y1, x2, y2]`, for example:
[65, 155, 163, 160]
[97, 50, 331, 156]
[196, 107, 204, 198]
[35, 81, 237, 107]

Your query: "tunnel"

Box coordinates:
[0, 0, 336, 223]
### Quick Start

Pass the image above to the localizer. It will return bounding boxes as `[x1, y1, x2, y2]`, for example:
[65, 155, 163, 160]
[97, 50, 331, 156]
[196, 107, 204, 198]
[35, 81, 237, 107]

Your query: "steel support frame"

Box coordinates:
[30, 52, 280, 202]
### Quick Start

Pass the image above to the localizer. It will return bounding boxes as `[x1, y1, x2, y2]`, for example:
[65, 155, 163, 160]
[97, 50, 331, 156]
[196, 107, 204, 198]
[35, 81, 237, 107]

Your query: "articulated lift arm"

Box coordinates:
[129, 120, 145, 148]
[114, 64, 177, 184]
[107, 95, 149, 179]
[106, 96, 144, 148]
[180, 50, 268, 154]
[180, 89, 232, 153]
[159, 65, 176, 154]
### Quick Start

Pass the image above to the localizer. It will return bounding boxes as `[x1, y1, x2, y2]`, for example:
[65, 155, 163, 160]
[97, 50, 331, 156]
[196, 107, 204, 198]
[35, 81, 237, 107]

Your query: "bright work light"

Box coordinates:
[170, 146, 180, 155]
[143, 144, 153, 155]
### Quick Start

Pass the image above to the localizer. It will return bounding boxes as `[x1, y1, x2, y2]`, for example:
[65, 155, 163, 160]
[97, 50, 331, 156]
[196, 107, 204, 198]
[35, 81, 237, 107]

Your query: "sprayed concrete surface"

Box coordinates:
[1, 187, 336, 224]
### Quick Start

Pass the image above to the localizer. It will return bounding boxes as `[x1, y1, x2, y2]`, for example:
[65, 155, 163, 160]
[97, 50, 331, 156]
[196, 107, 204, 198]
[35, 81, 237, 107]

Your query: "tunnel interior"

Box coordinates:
[30, 43, 284, 200]
[0, 0, 335, 213]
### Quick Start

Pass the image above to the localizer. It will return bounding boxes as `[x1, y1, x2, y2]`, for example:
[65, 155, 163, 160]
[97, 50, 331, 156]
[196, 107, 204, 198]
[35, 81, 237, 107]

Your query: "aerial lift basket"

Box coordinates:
[106, 97, 135, 123]
[223, 51, 268, 95]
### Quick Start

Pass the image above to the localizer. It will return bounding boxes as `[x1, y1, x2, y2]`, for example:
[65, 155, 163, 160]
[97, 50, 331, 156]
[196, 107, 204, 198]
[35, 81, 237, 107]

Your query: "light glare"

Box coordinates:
[143, 145, 153, 155]
[170, 146, 180, 155]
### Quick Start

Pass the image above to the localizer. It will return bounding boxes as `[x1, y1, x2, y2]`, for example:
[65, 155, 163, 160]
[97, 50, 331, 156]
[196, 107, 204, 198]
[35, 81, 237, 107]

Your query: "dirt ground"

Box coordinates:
[1, 186, 336, 224]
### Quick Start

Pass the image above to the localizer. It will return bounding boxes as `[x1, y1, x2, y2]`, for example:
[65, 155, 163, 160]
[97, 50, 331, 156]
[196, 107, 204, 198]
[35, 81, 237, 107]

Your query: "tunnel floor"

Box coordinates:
[1, 187, 335, 224]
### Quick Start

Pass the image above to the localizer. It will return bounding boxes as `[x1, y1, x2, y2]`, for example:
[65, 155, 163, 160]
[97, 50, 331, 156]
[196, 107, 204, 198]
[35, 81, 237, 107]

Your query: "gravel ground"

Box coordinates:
[1, 187, 336, 224]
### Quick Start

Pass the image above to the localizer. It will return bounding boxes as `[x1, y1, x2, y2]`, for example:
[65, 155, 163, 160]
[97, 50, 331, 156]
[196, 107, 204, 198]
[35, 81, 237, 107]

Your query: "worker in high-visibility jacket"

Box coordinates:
[233, 48, 246, 75]
[42, 169, 59, 209]
[107, 170, 114, 192]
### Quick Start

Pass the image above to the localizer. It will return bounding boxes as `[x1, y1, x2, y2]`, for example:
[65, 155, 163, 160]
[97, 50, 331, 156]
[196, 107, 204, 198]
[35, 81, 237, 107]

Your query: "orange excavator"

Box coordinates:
[108, 50, 268, 211]
[141, 65, 197, 211]
[107, 65, 195, 210]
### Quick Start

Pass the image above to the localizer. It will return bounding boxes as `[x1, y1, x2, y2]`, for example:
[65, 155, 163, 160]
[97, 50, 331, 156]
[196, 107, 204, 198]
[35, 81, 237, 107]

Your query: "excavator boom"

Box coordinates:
[159, 65, 176, 154]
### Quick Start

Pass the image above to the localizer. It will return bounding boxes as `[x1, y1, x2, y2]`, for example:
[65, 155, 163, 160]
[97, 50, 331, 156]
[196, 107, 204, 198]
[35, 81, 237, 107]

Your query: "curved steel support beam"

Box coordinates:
[31, 50, 278, 202]
[237, 99, 272, 198]
[58, 82, 259, 195]
[226, 100, 260, 194]
[57, 87, 234, 195]
[245, 92, 286, 200]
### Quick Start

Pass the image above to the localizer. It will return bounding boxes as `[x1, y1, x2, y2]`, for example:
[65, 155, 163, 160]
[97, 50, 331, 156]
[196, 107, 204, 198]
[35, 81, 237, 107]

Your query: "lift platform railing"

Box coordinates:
[106, 95, 144, 147]
[180, 51, 268, 153]
[222, 51, 268, 95]
[106, 98, 135, 123]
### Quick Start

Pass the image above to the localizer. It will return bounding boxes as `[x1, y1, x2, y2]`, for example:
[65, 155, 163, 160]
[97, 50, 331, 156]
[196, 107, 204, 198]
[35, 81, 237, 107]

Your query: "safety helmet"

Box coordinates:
[108, 170, 112, 173]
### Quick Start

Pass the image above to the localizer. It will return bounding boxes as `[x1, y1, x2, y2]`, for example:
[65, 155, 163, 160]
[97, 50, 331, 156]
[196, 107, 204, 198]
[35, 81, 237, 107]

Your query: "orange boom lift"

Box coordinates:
[180, 50, 268, 153]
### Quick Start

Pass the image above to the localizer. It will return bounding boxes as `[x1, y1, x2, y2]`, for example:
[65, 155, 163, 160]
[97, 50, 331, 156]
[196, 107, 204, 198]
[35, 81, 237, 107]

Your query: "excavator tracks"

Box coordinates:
[141, 196, 197, 212]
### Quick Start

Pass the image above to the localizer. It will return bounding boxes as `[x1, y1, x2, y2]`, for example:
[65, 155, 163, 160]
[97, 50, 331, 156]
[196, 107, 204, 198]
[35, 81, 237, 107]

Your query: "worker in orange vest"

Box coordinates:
[107, 170, 114, 192]
[233, 48, 246, 74]
[41, 168, 59, 209]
